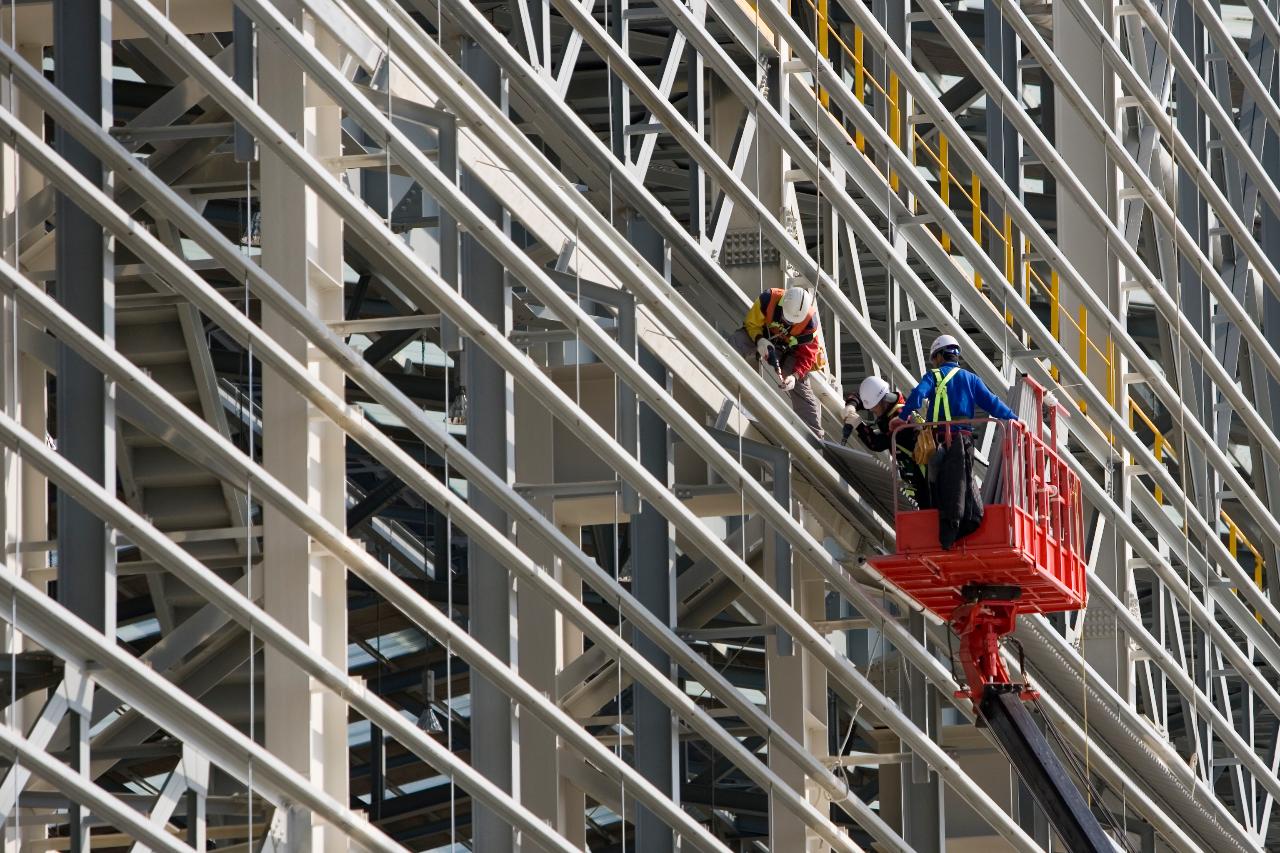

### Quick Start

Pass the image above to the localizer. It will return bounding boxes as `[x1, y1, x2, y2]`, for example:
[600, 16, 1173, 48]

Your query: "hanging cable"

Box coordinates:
[444, 335, 456, 846]
[615, 407, 626, 851]
[7, 1, 22, 841]
[243, 144, 256, 851]
[1032, 695, 1136, 852]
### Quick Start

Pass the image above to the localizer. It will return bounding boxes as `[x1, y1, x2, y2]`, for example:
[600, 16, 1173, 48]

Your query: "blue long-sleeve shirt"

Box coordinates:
[898, 363, 1018, 423]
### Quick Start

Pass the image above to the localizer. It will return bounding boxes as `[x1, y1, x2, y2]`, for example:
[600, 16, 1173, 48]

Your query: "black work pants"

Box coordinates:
[931, 430, 982, 548]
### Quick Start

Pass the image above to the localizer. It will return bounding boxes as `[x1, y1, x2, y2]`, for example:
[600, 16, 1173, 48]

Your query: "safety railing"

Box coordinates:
[885, 416, 1087, 615]
[1129, 398, 1266, 597]
[792, 3, 1119, 414]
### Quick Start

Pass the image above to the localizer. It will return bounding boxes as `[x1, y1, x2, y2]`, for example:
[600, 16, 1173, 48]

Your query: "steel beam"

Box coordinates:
[0, 59, 885, 851]
[0, 720, 192, 853]
[0, 254, 733, 853]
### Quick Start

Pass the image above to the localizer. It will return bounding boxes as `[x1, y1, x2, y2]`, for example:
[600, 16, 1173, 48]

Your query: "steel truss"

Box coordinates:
[0, 0, 1275, 848]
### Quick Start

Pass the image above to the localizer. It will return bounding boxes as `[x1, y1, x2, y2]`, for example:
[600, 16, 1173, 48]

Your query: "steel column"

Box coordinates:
[232, 8, 255, 162]
[983, 0, 1021, 301]
[53, 4, 112, 849]
[767, 510, 825, 852]
[1047, 0, 1132, 702]
[901, 613, 943, 852]
[515, 395, 563, 834]
[0, 44, 48, 853]
[629, 216, 677, 853]
[258, 6, 349, 849]
[52, 0, 113, 636]
[459, 40, 517, 853]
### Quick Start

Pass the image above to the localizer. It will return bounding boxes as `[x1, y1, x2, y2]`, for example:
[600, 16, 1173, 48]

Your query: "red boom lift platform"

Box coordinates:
[868, 380, 1086, 706]
[868, 382, 1112, 853]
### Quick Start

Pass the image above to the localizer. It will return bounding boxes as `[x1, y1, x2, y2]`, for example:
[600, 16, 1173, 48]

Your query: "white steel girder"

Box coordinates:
[2, 0, 1279, 848]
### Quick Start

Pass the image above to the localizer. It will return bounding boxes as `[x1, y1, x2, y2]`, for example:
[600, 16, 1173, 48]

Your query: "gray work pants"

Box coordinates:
[728, 328, 824, 438]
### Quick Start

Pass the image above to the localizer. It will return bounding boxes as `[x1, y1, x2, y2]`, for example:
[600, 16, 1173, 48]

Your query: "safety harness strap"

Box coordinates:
[764, 289, 816, 346]
[931, 366, 959, 422]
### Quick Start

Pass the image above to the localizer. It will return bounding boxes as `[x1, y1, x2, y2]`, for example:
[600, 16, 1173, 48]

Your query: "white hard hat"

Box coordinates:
[929, 333, 961, 358]
[858, 375, 891, 406]
[780, 287, 815, 323]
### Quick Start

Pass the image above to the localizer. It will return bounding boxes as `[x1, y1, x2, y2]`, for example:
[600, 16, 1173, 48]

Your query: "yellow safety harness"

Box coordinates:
[930, 366, 960, 422]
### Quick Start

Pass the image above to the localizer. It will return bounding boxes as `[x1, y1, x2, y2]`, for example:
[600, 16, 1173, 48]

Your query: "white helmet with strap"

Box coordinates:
[929, 333, 961, 358]
[779, 287, 815, 324]
[857, 375, 891, 407]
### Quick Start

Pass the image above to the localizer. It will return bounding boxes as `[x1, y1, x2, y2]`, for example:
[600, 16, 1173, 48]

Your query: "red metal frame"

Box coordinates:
[867, 379, 1087, 704]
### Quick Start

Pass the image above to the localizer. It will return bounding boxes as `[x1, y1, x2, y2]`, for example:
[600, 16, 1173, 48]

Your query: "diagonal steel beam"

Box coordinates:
[127, 745, 210, 853]
[0, 665, 92, 822]
[0, 414, 579, 853]
[0, 720, 193, 853]
[0, 45, 895, 852]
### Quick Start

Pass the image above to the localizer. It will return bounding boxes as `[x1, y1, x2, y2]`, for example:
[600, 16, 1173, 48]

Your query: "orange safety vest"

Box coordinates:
[761, 288, 816, 348]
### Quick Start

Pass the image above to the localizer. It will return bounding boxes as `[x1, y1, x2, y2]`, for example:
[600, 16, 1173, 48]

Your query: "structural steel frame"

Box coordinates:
[0, 0, 1275, 849]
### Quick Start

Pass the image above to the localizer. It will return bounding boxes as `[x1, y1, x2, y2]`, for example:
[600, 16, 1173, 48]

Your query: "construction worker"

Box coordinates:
[843, 375, 931, 508]
[898, 334, 1018, 548]
[729, 287, 824, 439]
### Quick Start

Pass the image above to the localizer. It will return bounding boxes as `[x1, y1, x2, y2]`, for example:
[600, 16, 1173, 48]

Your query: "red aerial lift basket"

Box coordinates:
[867, 381, 1087, 703]
[868, 386, 1086, 622]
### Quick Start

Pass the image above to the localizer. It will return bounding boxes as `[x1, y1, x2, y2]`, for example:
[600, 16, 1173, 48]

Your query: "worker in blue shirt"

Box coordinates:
[898, 335, 1018, 426]
[898, 335, 1018, 548]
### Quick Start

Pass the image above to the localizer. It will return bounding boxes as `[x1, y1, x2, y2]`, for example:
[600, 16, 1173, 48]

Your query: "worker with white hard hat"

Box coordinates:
[899, 334, 1018, 426]
[843, 374, 931, 508]
[728, 286, 825, 438]
[898, 333, 1018, 548]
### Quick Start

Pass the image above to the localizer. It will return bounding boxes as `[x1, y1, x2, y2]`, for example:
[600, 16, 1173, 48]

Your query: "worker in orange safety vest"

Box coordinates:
[727, 287, 824, 439]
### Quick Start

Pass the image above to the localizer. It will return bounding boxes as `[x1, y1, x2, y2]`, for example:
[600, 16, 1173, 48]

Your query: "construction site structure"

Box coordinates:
[0, 0, 1276, 849]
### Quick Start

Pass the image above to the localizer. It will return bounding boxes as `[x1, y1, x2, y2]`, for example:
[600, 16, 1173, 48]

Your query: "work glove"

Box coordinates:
[779, 374, 796, 392]
[755, 336, 774, 361]
[856, 423, 874, 445]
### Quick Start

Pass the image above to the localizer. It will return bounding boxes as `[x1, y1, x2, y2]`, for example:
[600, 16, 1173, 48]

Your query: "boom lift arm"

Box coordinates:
[978, 685, 1115, 853]
[869, 380, 1116, 852]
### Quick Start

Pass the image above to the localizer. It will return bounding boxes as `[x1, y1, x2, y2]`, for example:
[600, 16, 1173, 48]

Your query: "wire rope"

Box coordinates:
[441, 124, 457, 847]
[1032, 693, 1136, 851]
[6, 1, 21, 842]
[445, 338, 456, 846]
[243, 136, 257, 853]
